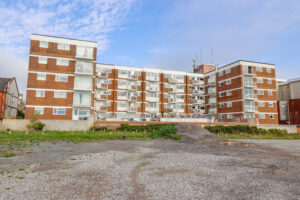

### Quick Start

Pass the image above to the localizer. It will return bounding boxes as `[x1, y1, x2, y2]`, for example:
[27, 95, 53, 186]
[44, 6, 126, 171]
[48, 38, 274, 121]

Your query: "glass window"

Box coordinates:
[266, 68, 271, 73]
[281, 104, 286, 108]
[226, 79, 231, 85]
[225, 68, 231, 74]
[53, 108, 66, 115]
[56, 59, 69, 66]
[35, 107, 44, 114]
[257, 90, 264, 95]
[73, 92, 91, 106]
[257, 78, 263, 83]
[58, 43, 70, 50]
[54, 91, 67, 98]
[268, 102, 274, 107]
[226, 91, 232, 96]
[38, 57, 47, 64]
[74, 76, 92, 90]
[227, 114, 233, 119]
[218, 71, 223, 76]
[39, 41, 48, 48]
[281, 114, 287, 120]
[55, 74, 68, 82]
[259, 113, 265, 119]
[227, 102, 232, 107]
[37, 73, 46, 80]
[268, 90, 273, 96]
[76, 46, 93, 59]
[36, 90, 45, 97]
[219, 103, 225, 108]
[256, 67, 262, 72]
[76, 61, 93, 74]
[219, 92, 225, 97]
[267, 79, 272, 84]
[258, 102, 265, 107]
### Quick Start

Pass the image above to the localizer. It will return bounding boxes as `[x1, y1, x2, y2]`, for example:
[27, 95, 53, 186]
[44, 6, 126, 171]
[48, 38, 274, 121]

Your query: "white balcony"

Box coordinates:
[209, 98, 217, 104]
[175, 99, 185, 103]
[128, 85, 138, 91]
[96, 106, 107, 112]
[193, 99, 204, 104]
[128, 75, 138, 80]
[146, 87, 159, 92]
[128, 96, 138, 101]
[244, 106, 255, 112]
[244, 94, 255, 99]
[208, 87, 216, 93]
[208, 78, 216, 84]
[146, 108, 159, 113]
[244, 81, 256, 87]
[146, 97, 159, 102]
[192, 80, 204, 85]
[209, 108, 217, 114]
[95, 94, 108, 101]
[193, 90, 204, 95]
[128, 107, 137, 113]
[146, 76, 159, 82]
[243, 70, 255, 76]
[96, 83, 108, 89]
[97, 72, 108, 78]
[168, 78, 178, 83]
[168, 88, 177, 93]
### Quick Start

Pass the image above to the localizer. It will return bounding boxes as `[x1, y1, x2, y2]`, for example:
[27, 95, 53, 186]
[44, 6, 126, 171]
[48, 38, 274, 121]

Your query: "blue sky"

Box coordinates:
[1, 0, 300, 94]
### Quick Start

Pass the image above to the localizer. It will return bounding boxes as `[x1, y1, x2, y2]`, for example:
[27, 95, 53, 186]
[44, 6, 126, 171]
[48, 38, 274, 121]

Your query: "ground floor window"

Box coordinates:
[53, 108, 66, 115]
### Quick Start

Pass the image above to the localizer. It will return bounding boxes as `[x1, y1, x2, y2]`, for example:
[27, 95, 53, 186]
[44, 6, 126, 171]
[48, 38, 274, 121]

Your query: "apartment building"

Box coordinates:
[25, 34, 97, 120]
[277, 77, 300, 124]
[25, 34, 278, 124]
[94, 64, 205, 121]
[200, 61, 278, 124]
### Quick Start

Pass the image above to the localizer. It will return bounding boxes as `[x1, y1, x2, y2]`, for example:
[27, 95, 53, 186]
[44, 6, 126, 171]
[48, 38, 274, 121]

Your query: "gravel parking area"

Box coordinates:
[0, 139, 299, 200]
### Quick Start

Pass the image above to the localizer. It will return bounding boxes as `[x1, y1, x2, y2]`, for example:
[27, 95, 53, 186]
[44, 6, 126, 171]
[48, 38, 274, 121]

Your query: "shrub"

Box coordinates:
[89, 126, 110, 132]
[150, 124, 179, 140]
[117, 123, 177, 133]
[204, 125, 288, 135]
[27, 121, 45, 131]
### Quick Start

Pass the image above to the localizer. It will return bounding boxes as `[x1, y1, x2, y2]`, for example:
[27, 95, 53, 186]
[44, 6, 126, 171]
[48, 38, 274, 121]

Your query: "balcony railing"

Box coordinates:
[146, 76, 159, 81]
[98, 106, 107, 112]
[147, 87, 159, 92]
[168, 78, 178, 83]
[128, 107, 137, 113]
[244, 94, 255, 99]
[193, 99, 204, 104]
[97, 72, 108, 78]
[244, 81, 256, 87]
[209, 108, 217, 114]
[208, 88, 216, 93]
[193, 90, 204, 95]
[208, 78, 216, 84]
[95, 94, 108, 101]
[209, 98, 216, 104]
[96, 83, 108, 89]
[244, 106, 255, 112]
[146, 108, 159, 113]
[146, 97, 159, 102]
[128, 75, 138, 80]
[128, 85, 138, 91]
[168, 98, 175, 103]
[128, 96, 138, 101]
[192, 80, 204, 85]
[243, 70, 255, 75]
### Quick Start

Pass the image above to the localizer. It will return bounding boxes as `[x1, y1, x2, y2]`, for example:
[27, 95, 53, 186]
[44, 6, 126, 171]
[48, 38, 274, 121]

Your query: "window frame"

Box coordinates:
[37, 73, 46, 81]
[35, 107, 44, 115]
[39, 41, 48, 48]
[53, 108, 66, 115]
[36, 90, 45, 98]
[38, 57, 47, 64]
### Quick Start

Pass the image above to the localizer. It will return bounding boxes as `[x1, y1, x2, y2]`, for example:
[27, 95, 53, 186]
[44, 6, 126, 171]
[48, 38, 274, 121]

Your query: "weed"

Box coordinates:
[1, 153, 16, 158]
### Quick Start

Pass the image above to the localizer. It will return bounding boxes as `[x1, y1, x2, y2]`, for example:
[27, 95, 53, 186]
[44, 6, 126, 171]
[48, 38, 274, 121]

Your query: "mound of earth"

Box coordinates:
[175, 123, 222, 144]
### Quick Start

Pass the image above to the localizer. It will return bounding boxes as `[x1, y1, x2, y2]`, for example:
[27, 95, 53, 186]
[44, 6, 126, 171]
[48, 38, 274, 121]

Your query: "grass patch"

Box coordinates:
[217, 133, 300, 140]
[0, 153, 16, 158]
[0, 130, 152, 144]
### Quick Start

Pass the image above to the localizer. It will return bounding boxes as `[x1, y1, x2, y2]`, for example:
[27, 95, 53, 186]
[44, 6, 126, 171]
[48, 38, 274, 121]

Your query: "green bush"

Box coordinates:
[204, 125, 287, 135]
[27, 121, 45, 131]
[117, 123, 177, 133]
[89, 126, 110, 132]
[150, 124, 180, 140]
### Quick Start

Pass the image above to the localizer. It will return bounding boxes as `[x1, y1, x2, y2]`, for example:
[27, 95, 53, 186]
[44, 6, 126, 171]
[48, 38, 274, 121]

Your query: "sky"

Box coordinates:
[1, 0, 300, 95]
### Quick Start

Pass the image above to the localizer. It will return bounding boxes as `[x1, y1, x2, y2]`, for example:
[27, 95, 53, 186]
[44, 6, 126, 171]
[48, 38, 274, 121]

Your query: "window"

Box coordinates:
[36, 90, 45, 97]
[256, 67, 262, 72]
[226, 91, 232, 96]
[39, 41, 48, 48]
[257, 90, 264, 95]
[220, 114, 225, 119]
[268, 90, 273, 96]
[73, 108, 90, 119]
[281, 104, 286, 108]
[266, 68, 271, 73]
[268, 102, 274, 107]
[76, 46, 93, 59]
[227, 114, 233, 119]
[35, 107, 44, 115]
[219, 103, 225, 108]
[218, 71, 223, 76]
[258, 102, 265, 107]
[53, 108, 66, 115]
[219, 92, 225, 97]
[225, 68, 231, 74]
[227, 102, 232, 107]
[76, 61, 93, 74]
[54, 91, 67, 98]
[267, 79, 272, 84]
[37, 73, 46, 80]
[118, 102, 128, 108]
[38, 57, 47, 64]
[218, 81, 225, 86]
[259, 113, 265, 119]
[257, 78, 263, 83]
[269, 114, 274, 119]
[226, 79, 231, 85]
[281, 114, 287, 120]
[56, 59, 69, 66]
[58, 43, 70, 50]
[74, 76, 92, 90]
[73, 92, 91, 106]
[55, 74, 68, 82]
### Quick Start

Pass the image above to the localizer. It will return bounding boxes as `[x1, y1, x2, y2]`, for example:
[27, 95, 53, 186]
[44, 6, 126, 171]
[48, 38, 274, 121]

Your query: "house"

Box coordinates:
[0, 77, 19, 119]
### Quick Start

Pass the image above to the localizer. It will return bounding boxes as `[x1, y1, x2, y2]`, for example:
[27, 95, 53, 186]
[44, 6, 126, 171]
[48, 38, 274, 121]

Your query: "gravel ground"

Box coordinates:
[0, 139, 299, 200]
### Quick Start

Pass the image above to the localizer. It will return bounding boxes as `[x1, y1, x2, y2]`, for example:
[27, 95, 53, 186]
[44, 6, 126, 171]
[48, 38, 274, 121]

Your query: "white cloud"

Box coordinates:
[0, 0, 137, 95]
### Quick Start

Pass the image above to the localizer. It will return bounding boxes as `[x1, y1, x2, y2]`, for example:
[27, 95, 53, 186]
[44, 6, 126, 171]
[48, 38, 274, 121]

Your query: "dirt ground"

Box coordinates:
[0, 139, 299, 200]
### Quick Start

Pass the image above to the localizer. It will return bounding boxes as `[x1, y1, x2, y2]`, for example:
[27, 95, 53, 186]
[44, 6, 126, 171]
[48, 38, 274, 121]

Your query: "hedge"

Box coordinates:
[204, 125, 288, 135]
